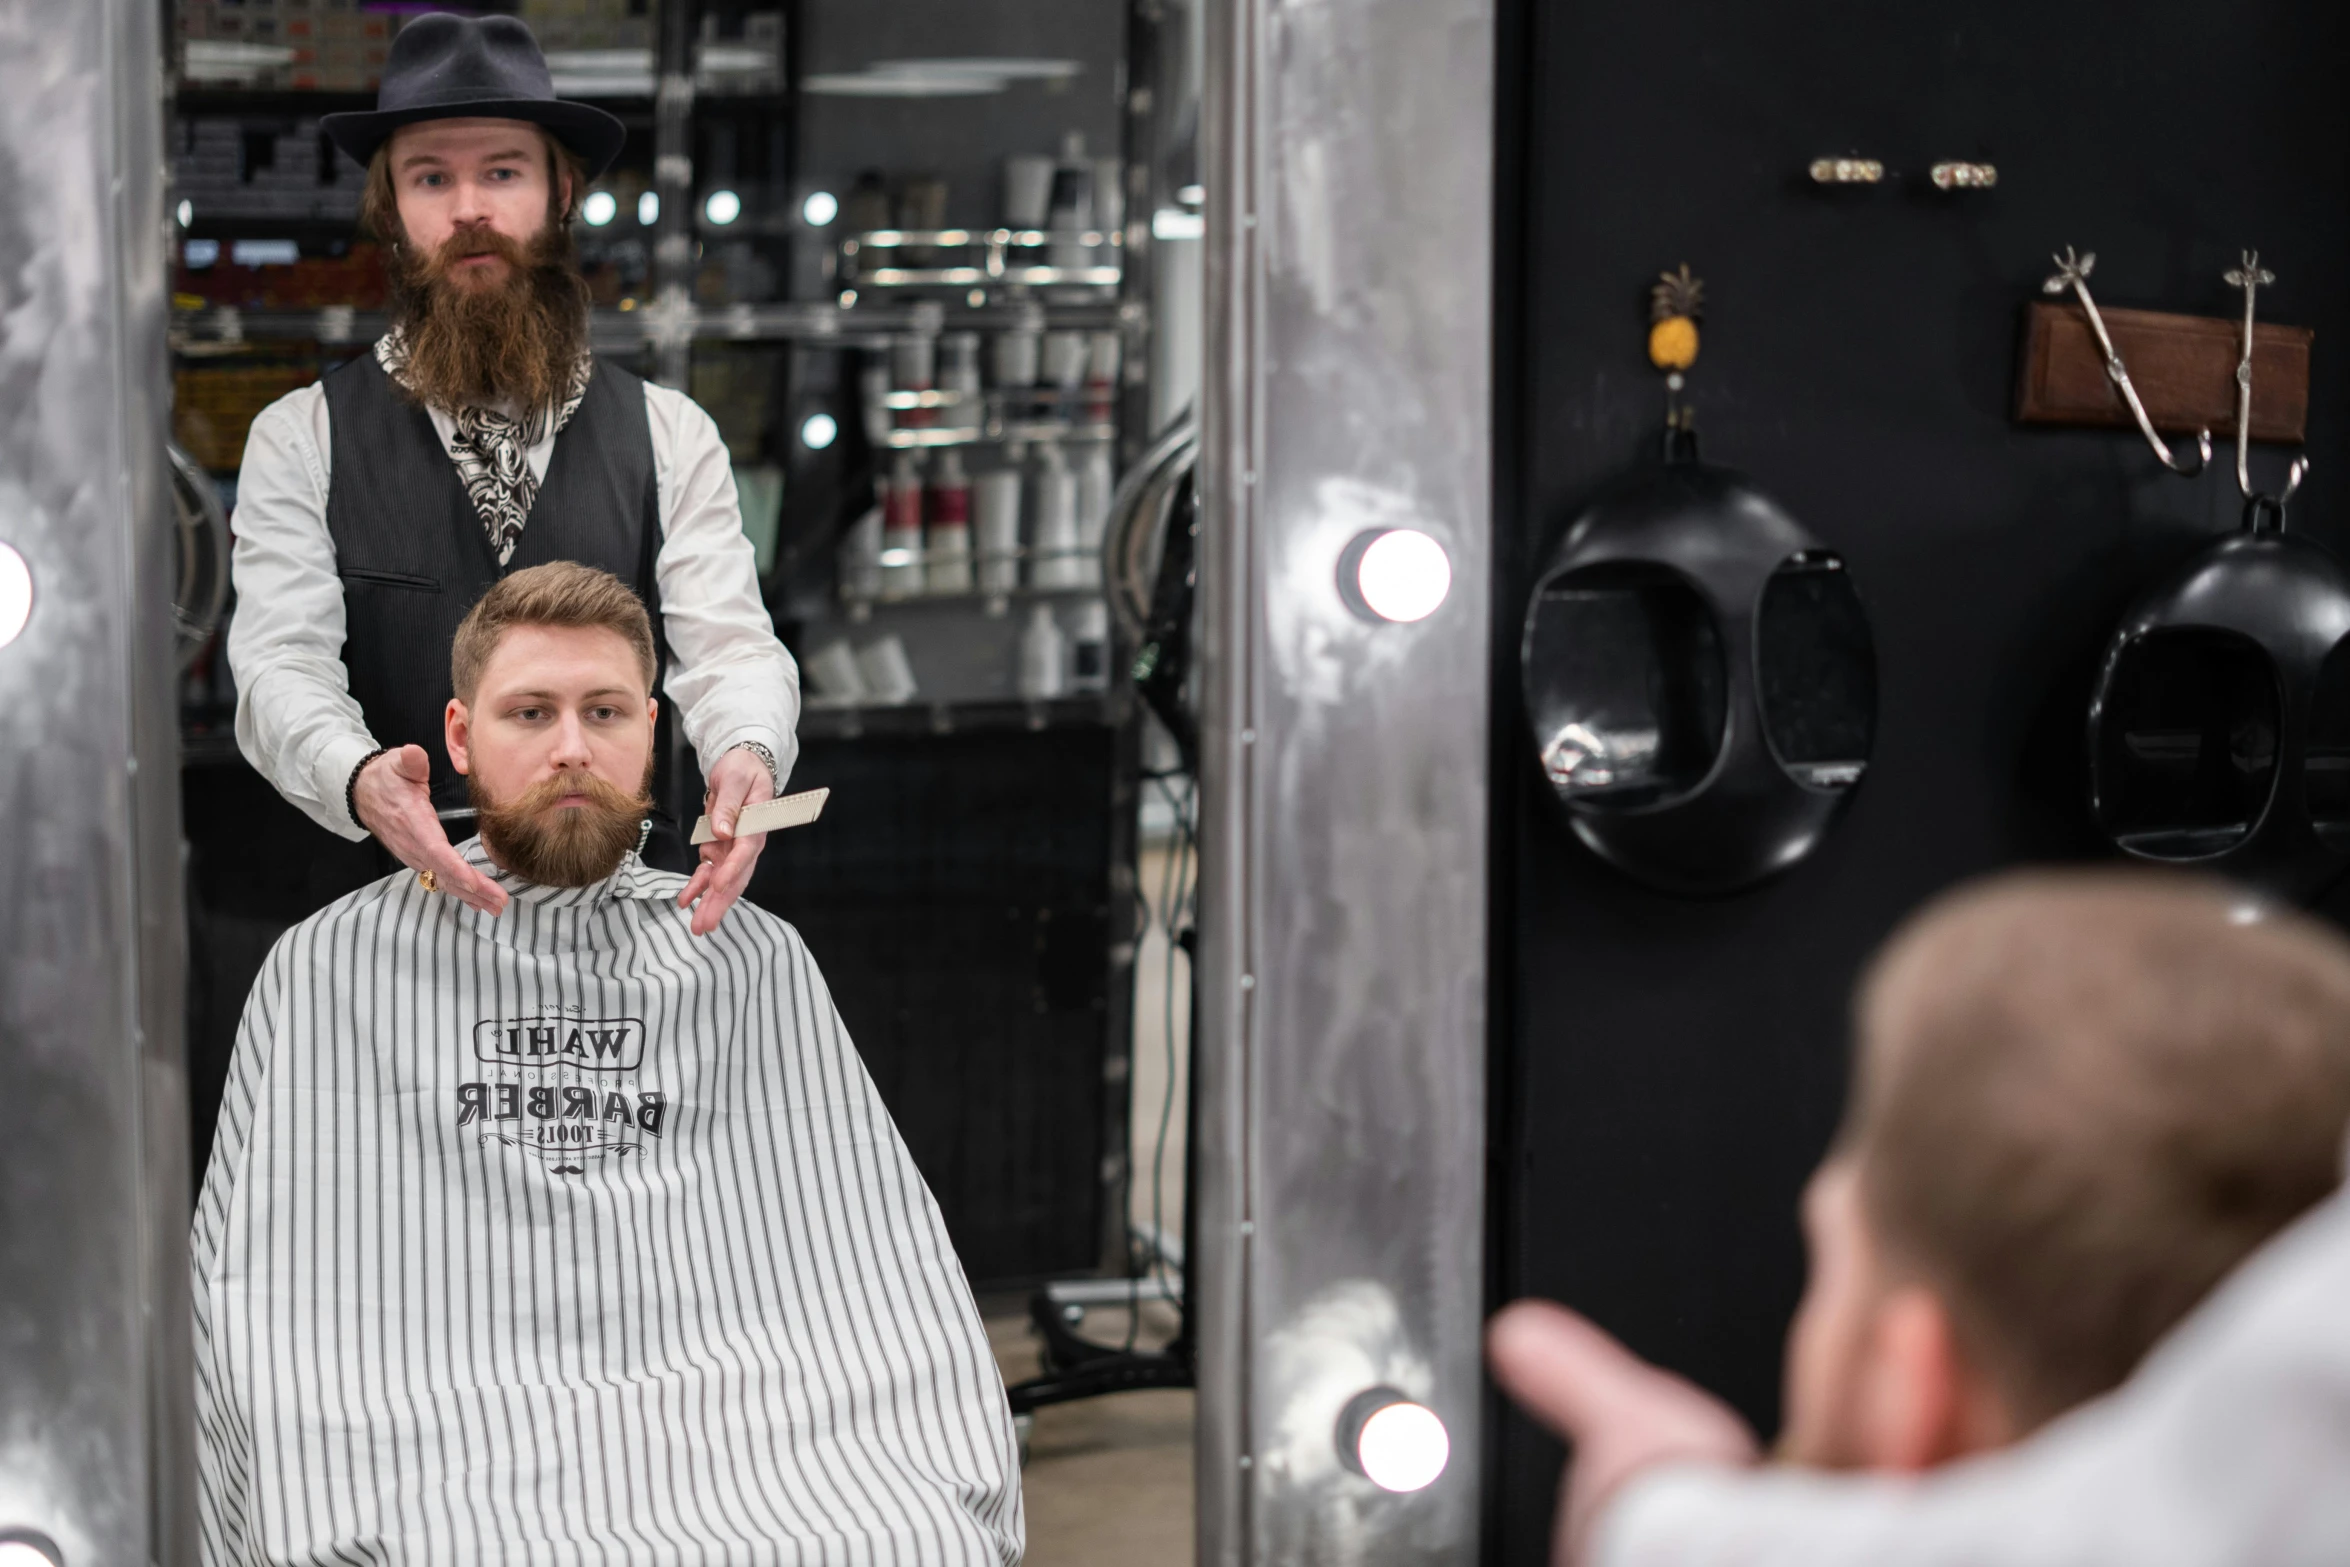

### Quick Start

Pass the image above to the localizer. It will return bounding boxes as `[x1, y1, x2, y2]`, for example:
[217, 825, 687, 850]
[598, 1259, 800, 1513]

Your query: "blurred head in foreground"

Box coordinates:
[1781, 870, 2350, 1469]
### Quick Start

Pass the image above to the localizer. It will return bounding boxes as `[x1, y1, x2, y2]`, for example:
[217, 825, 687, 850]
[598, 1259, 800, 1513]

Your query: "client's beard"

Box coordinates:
[471, 767, 652, 888]
[387, 219, 589, 413]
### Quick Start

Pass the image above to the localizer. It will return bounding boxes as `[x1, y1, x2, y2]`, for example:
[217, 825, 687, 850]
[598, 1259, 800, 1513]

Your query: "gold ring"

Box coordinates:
[418, 870, 438, 894]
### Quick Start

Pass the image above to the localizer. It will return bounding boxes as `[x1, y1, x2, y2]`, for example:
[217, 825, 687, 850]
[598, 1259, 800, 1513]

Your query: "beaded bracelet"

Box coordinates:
[347, 745, 393, 836]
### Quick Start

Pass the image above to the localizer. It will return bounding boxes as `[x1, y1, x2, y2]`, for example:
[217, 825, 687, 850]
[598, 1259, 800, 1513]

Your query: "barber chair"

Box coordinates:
[1521, 429, 1877, 894]
[2088, 489, 2350, 898]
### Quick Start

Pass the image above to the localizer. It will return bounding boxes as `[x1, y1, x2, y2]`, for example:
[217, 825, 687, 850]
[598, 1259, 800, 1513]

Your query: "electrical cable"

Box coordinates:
[1118, 766, 1197, 1355]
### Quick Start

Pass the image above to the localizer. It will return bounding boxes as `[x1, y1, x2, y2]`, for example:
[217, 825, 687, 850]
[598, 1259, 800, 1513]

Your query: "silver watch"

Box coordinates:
[729, 740, 782, 794]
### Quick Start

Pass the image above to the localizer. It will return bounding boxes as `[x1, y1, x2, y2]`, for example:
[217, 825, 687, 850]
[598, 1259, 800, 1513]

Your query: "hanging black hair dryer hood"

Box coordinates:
[1521, 433, 1878, 895]
[2088, 493, 2350, 897]
[2070, 246, 2350, 897]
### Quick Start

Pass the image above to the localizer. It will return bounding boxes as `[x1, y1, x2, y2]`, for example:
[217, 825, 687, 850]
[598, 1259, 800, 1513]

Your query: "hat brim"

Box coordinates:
[321, 97, 627, 182]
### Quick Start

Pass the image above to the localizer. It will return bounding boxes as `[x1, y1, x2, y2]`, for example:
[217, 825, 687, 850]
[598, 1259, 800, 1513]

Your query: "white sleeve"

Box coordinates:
[226, 384, 379, 840]
[644, 382, 802, 787]
[1594, 1180, 2350, 1567]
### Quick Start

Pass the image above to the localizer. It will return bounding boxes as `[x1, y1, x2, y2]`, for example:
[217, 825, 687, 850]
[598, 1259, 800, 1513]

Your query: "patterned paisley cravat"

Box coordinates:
[375, 331, 593, 566]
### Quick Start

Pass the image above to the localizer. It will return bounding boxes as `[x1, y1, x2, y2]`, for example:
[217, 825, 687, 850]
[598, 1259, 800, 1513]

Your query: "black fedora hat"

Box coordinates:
[321, 14, 626, 180]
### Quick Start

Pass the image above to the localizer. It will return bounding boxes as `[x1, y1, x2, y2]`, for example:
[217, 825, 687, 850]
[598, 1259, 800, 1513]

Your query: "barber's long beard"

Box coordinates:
[388, 221, 589, 413]
[471, 766, 652, 888]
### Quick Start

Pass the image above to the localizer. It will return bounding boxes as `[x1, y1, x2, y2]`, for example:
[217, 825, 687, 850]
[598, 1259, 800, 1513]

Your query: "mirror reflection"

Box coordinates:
[169, 1, 1202, 1560]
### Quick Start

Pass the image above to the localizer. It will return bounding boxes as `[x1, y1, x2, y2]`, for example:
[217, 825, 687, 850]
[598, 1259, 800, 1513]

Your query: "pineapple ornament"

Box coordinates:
[1649, 264, 1704, 442]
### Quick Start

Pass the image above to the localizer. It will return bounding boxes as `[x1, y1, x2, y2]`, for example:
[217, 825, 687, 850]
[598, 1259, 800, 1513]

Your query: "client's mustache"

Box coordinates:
[471, 767, 652, 889]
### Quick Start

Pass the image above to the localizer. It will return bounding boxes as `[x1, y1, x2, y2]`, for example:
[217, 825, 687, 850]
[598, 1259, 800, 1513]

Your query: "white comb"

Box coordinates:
[689, 786, 830, 845]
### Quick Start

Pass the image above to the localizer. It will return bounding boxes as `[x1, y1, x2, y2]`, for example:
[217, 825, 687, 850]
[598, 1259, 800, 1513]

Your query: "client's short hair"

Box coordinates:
[451, 562, 656, 701]
[1847, 870, 2350, 1429]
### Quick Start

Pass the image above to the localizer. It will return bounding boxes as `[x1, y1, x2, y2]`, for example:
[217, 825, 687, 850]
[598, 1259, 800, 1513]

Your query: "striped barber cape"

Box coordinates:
[192, 839, 1024, 1566]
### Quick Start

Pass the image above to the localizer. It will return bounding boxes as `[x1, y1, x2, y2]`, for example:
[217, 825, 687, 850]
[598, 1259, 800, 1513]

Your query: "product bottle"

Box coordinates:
[1047, 131, 1094, 271]
[926, 448, 974, 595]
[993, 300, 1044, 391]
[1085, 329, 1122, 421]
[1070, 597, 1110, 694]
[1019, 602, 1069, 700]
[1075, 443, 1114, 585]
[1029, 442, 1081, 588]
[938, 331, 983, 431]
[858, 358, 894, 446]
[974, 466, 1024, 600]
[839, 503, 884, 616]
[891, 329, 937, 429]
[881, 452, 924, 600]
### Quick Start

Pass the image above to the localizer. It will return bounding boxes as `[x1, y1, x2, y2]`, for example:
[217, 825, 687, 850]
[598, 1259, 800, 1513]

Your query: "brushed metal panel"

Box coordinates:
[0, 0, 193, 1561]
[1197, 0, 1493, 1560]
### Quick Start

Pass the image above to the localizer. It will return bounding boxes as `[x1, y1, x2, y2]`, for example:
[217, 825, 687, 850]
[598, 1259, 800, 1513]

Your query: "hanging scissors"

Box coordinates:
[2043, 246, 2213, 477]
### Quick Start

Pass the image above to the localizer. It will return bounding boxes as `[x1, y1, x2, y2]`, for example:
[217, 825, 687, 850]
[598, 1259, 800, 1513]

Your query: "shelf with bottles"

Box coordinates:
[840, 572, 1108, 621]
[800, 592, 1116, 713]
[880, 422, 1118, 451]
[174, 1, 783, 101]
[168, 298, 1127, 350]
[838, 229, 1123, 292]
[867, 313, 1125, 447]
[845, 440, 1118, 615]
[795, 694, 1117, 743]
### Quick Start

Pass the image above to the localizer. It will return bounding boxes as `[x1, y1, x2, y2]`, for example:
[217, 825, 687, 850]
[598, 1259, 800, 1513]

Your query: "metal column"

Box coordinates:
[0, 0, 195, 1563]
[1195, 0, 1495, 1559]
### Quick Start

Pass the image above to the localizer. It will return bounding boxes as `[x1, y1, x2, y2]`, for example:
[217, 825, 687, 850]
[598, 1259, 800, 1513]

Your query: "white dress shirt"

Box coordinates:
[1595, 1134, 2350, 1567]
[227, 359, 800, 838]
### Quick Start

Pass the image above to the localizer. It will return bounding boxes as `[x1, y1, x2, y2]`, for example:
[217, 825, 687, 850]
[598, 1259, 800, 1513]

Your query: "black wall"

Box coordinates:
[1489, 4, 2350, 1559]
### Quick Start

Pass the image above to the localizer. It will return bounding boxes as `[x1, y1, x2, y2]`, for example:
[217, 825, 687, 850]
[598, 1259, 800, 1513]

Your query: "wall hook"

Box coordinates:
[2223, 250, 2310, 508]
[2042, 246, 2212, 477]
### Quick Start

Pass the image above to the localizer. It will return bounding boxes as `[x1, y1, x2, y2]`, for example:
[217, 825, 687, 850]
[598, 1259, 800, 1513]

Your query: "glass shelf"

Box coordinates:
[881, 422, 1116, 449]
[170, 299, 1126, 349]
[839, 229, 1124, 291]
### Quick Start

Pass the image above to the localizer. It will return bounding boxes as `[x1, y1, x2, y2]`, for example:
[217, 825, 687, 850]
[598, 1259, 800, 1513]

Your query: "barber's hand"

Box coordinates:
[1487, 1300, 1760, 1567]
[352, 745, 509, 916]
[677, 745, 774, 937]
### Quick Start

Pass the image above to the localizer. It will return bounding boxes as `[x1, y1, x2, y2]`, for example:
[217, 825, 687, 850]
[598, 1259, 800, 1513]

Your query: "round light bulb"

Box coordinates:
[637, 190, 660, 226]
[800, 412, 839, 451]
[581, 190, 617, 227]
[1343, 528, 1451, 623]
[703, 188, 741, 226]
[176, 198, 192, 227]
[0, 541, 33, 650]
[0, 1534, 61, 1567]
[802, 189, 840, 227]
[1354, 1399, 1449, 1492]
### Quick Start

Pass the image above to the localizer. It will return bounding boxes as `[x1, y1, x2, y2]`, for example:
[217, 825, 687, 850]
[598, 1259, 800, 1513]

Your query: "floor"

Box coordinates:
[986, 1303, 1194, 1565]
[984, 836, 1195, 1565]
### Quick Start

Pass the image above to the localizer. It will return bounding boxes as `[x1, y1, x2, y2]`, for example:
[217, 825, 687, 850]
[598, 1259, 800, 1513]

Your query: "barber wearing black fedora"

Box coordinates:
[227, 13, 795, 934]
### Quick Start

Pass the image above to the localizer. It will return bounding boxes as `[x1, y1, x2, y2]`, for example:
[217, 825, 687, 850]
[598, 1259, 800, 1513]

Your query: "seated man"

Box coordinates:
[1491, 871, 2350, 1558]
[193, 562, 1022, 1565]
